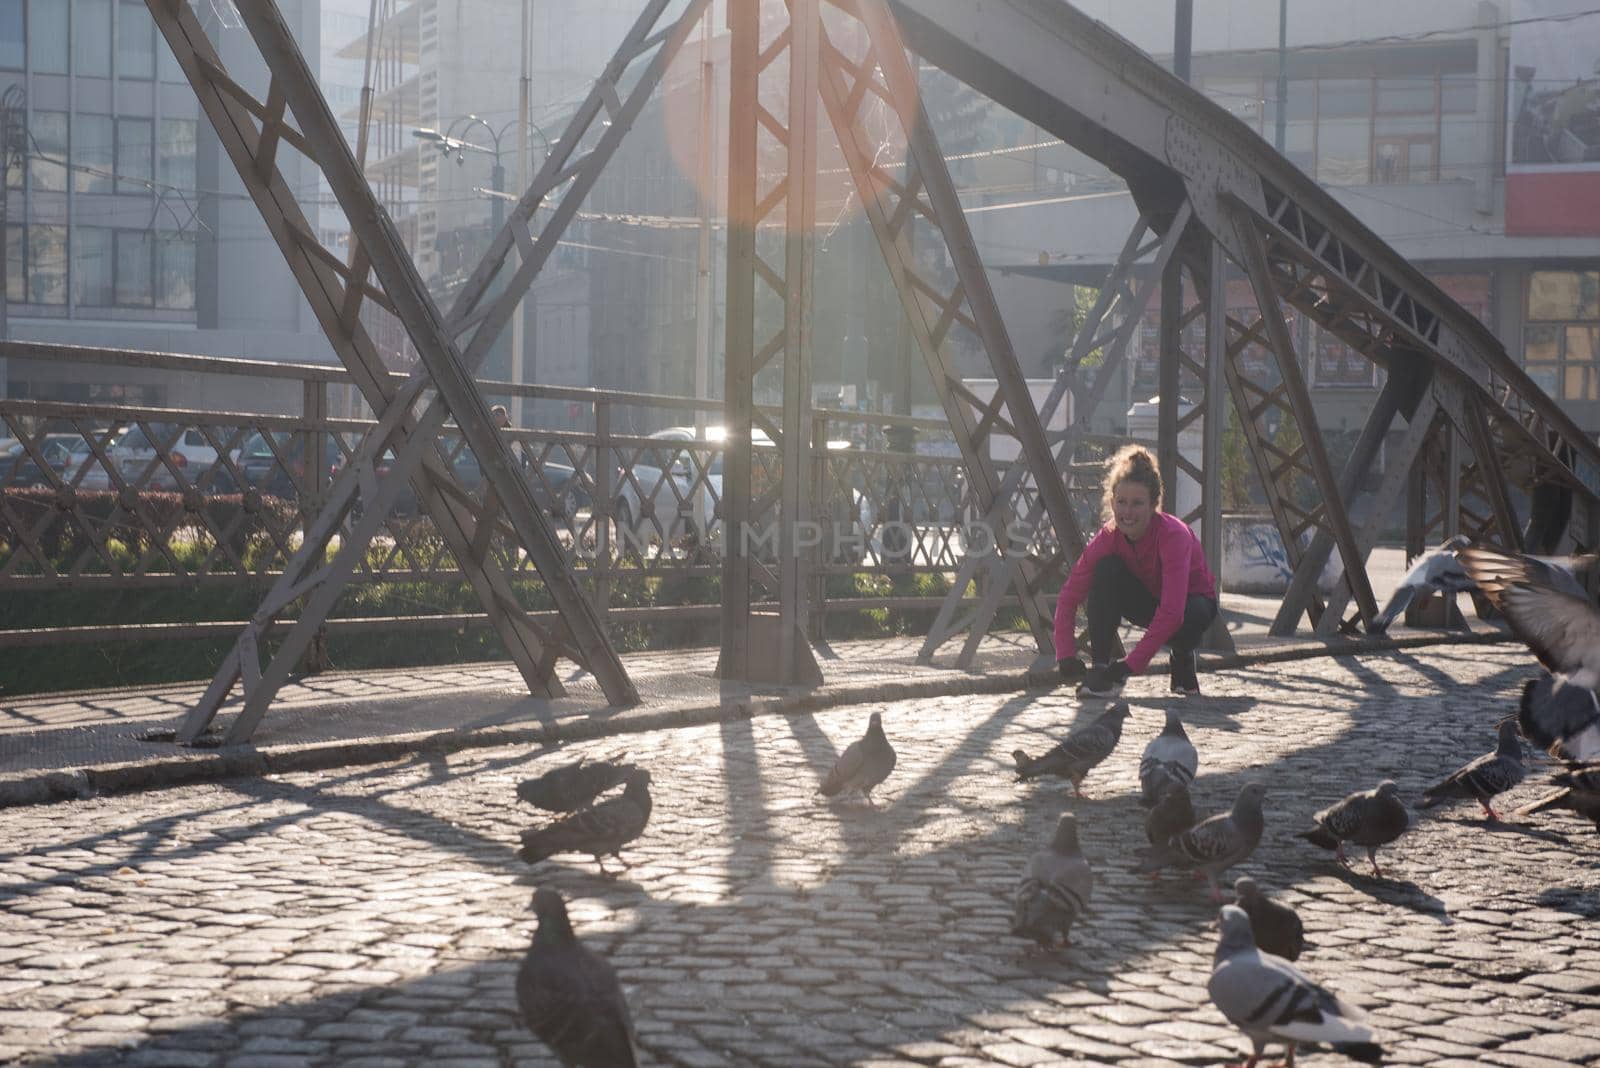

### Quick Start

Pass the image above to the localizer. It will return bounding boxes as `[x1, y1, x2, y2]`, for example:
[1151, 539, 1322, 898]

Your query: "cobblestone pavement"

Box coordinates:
[3, 645, 1599, 1068]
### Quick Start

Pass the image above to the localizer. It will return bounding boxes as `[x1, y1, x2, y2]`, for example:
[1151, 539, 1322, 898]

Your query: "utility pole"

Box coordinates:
[511, 0, 532, 428]
[692, 3, 715, 532]
[1173, 0, 1193, 82]
[1275, 0, 1288, 152]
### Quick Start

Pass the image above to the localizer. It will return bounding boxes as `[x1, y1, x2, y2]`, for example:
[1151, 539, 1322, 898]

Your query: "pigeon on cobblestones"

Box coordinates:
[1419, 719, 1525, 822]
[1011, 814, 1094, 952]
[1012, 702, 1130, 798]
[517, 888, 641, 1067]
[1209, 905, 1382, 1068]
[1134, 782, 1266, 903]
[1369, 534, 1474, 634]
[1516, 673, 1600, 762]
[517, 756, 639, 813]
[820, 711, 897, 807]
[1296, 780, 1409, 878]
[1516, 762, 1600, 834]
[1145, 782, 1197, 848]
[519, 768, 653, 876]
[1139, 709, 1198, 807]
[1234, 877, 1305, 962]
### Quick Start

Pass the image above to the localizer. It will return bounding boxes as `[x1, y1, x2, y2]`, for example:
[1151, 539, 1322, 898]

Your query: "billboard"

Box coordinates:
[1507, 0, 1600, 235]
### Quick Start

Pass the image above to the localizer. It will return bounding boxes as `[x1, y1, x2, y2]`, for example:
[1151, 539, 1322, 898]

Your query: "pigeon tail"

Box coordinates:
[1296, 826, 1340, 850]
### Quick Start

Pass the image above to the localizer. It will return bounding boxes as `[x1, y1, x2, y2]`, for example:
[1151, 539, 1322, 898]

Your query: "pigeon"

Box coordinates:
[1209, 905, 1383, 1067]
[1011, 814, 1094, 953]
[517, 888, 641, 1067]
[819, 711, 897, 807]
[1134, 782, 1267, 903]
[1369, 534, 1475, 634]
[1418, 719, 1525, 821]
[1145, 781, 1197, 848]
[1013, 702, 1131, 798]
[1297, 780, 1410, 878]
[517, 755, 639, 813]
[1234, 877, 1305, 962]
[1139, 709, 1198, 807]
[1458, 544, 1600, 687]
[1517, 672, 1600, 762]
[519, 768, 653, 875]
[1516, 762, 1600, 833]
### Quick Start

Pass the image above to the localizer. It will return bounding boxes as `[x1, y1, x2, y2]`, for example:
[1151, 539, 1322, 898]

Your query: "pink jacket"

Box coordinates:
[1053, 512, 1217, 673]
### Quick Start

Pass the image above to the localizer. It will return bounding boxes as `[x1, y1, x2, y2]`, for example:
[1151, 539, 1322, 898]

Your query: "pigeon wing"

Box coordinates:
[1460, 547, 1600, 676]
[821, 736, 867, 796]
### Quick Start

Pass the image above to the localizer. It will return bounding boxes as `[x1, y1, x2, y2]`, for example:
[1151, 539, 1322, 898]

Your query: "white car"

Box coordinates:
[110, 422, 238, 493]
[612, 425, 876, 560]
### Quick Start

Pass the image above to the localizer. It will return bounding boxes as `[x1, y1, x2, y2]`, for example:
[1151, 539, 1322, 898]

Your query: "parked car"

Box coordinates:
[236, 430, 344, 501]
[612, 425, 876, 560]
[111, 422, 237, 493]
[0, 434, 78, 488]
[336, 440, 585, 520]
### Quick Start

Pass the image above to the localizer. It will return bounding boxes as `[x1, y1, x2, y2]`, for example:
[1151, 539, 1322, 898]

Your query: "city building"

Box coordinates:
[0, 0, 335, 413]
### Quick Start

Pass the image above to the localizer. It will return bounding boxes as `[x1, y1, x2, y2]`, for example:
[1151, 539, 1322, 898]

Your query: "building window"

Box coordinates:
[114, 229, 152, 305]
[29, 109, 67, 191]
[5, 222, 20, 303]
[115, 115, 151, 194]
[73, 112, 113, 194]
[74, 0, 113, 75]
[1525, 270, 1600, 401]
[0, 0, 22, 70]
[73, 226, 113, 305]
[30, 0, 66, 74]
[158, 117, 194, 190]
[116, 0, 153, 79]
[156, 231, 194, 309]
[27, 223, 66, 304]
[157, 24, 183, 83]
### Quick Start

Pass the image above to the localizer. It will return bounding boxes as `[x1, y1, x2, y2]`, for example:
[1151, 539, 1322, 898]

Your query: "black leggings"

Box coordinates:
[1086, 555, 1217, 664]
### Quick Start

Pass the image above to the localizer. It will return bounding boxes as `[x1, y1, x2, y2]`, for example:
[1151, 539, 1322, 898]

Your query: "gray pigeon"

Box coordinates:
[1297, 780, 1410, 878]
[517, 888, 641, 1067]
[1011, 814, 1094, 952]
[1234, 877, 1305, 962]
[1134, 782, 1266, 902]
[1517, 762, 1600, 833]
[1517, 672, 1600, 762]
[1419, 720, 1525, 821]
[1209, 905, 1382, 1067]
[1139, 709, 1198, 807]
[1145, 781, 1197, 848]
[1459, 544, 1600, 689]
[517, 755, 639, 813]
[519, 768, 653, 875]
[1013, 702, 1130, 798]
[1369, 534, 1474, 633]
[820, 711, 897, 806]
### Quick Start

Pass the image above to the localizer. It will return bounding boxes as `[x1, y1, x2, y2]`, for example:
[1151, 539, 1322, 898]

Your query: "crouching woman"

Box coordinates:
[1053, 444, 1218, 696]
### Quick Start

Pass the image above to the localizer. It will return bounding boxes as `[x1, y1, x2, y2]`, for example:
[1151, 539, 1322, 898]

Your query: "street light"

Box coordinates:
[412, 115, 554, 234]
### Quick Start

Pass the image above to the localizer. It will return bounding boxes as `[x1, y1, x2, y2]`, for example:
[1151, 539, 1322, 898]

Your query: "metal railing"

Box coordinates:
[1, 342, 1069, 655]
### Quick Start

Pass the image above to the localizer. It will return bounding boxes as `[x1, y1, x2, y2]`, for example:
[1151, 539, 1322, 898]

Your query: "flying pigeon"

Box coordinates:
[1458, 544, 1600, 688]
[1011, 814, 1094, 953]
[819, 711, 897, 807]
[1297, 780, 1410, 877]
[519, 768, 653, 875]
[1369, 534, 1476, 633]
[1419, 720, 1525, 821]
[517, 888, 641, 1067]
[1209, 905, 1382, 1067]
[1517, 672, 1600, 762]
[1139, 709, 1198, 807]
[1145, 781, 1197, 848]
[1013, 702, 1131, 798]
[1134, 782, 1267, 903]
[1516, 762, 1600, 834]
[517, 755, 639, 813]
[1234, 877, 1305, 962]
